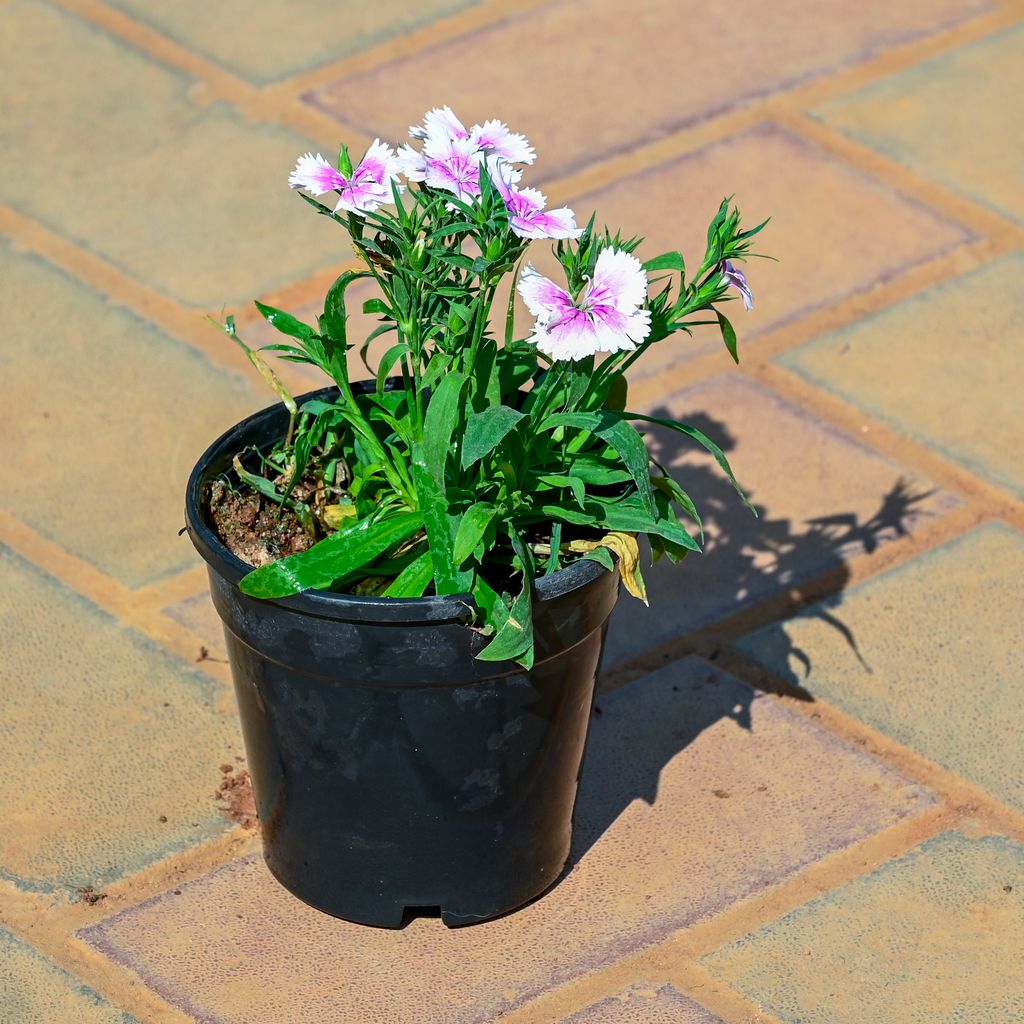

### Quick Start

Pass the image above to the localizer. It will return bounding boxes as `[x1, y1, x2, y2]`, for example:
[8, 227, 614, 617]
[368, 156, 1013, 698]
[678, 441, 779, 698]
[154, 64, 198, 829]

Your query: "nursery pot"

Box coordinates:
[184, 384, 620, 928]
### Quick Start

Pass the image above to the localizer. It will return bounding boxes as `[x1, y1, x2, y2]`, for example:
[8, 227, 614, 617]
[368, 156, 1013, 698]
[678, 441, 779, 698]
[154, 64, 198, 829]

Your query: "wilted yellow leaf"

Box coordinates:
[323, 503, 357, 529]
[567, 531, 648, 604]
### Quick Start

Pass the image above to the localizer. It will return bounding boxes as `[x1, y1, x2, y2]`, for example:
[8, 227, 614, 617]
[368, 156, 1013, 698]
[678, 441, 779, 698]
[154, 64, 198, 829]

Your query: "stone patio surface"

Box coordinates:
[1, 1, 1022, 1022]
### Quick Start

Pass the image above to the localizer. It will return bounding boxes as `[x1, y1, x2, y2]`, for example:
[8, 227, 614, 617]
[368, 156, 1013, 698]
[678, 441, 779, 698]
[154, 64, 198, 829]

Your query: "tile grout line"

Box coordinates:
[774, 110, 1024, 248]
[0, 507, 232, 689]
[715, 648, 1024, 841]
[749, 361, 1024, 523]
[502, 804, 954, 1024]
[0, 205, 259, 383]
[259, 0, 552, 101]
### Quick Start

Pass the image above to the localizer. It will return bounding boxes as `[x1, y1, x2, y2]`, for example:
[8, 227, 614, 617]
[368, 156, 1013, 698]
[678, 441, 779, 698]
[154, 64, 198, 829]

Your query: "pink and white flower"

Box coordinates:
[288, 140, 400, 215]
[721, 260, 753, 311]
[491, 159, 581, 240]
[470, 119, 534, 165]
[422, 135, 485, 202]
[409, 106, 535, 165]
[518, 248, 652, 361]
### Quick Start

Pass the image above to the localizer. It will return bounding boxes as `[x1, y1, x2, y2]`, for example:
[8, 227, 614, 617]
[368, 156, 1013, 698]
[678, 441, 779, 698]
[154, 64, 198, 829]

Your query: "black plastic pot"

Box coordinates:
[184, 385, 620, 928]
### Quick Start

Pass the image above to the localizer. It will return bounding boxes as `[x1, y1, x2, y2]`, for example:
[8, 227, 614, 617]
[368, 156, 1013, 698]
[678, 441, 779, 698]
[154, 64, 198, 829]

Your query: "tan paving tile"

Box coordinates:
[570, 125, 970, 374]
[163, 590, 228, 661]
[0, 0, 346, 307]
[82, 657, 931, 1024]
[603, 374, 957, 668]
[0, 238, 264, 588]
[105, 0, 481, 84]
[0, 925, 138, 1023]
[701, 831, 1024, 1023]
[0, 545, 241, 893]
[780, 255, 1024, 498]
[815, 25, 1024, 224]
[736, 523, 1024, 813]
[304, 0, 989, 181]
[562, 983, 724, 1023]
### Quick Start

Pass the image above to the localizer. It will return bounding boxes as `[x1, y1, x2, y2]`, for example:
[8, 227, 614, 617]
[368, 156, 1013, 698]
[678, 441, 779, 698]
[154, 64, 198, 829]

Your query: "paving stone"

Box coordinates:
[780, 256, 1024, 498]
[736, 523, 1024, 812]
[816, 26, 1024, 224]
[0, 239, 264, 588]
[105, 0, 480, 84]
[603, 374, 956, 668]
[0, 0, 345, 307]
[82, 658, 931, 1024]
[574, 125, 969, 374]
[163, 591, 228, 661]
[562, 983, 724, 1023]
[0, 545, 240, 892]
[701, 831, 1024, 1023]
[0, 925, 138, 1023]
[304, 0, 987, 182]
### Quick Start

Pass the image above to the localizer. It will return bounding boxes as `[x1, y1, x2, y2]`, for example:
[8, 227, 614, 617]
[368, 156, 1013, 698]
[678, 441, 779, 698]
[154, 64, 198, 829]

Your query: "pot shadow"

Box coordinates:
[567, 407, 935, 869]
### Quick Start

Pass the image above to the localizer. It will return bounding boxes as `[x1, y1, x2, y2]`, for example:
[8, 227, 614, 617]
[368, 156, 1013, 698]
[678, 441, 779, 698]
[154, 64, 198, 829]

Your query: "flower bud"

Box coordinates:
[410, 237, 428, 271]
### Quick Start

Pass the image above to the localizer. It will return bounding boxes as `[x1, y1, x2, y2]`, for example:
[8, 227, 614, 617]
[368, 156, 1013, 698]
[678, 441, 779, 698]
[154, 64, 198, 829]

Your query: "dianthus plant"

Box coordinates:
[211, 107, 768, 669]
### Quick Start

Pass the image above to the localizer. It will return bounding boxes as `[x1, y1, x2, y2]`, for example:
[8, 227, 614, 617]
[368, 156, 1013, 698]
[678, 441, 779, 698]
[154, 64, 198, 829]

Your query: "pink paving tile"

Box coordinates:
[303, 0, 989, 181]
[602, 374, 957, 667]
[82, 658, 931, 1024]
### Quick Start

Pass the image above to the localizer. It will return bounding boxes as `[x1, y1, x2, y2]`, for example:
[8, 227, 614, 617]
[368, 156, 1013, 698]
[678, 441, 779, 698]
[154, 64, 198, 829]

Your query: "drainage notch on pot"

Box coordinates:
[185, 385, 620, 928]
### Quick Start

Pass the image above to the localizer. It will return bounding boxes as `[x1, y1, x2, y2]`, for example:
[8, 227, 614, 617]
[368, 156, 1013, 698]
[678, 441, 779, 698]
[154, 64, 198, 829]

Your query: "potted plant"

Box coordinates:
[184, 106, 767, 928]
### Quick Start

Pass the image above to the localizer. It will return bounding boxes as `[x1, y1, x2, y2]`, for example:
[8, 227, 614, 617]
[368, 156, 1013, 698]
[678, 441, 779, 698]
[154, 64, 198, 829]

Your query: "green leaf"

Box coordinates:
[239, 511, 423, 598]
[621, 411, 754, 514]
[537, 474, 586, 509]
[421, 371, 467, 485]
[411, 456, 473, 595]
[642, 251, 685, 273]
[542, 411, 655, 517]
[461, 406, 526, 469]
[453, 502, 497, 564]
[321, 271, 368, 346]
[253, 301, 315, 341]
[716, 309, 738, 363]
[383, 550, 433, 597]
[584, 546, 615, 572]
[540, 494, 700, 552]
[651, 473, 704, 541]
[362, 298, 392, 316]
[545, 521, 562, 575]
[376, 342, 412, 392]
[476, 569, 534, 667]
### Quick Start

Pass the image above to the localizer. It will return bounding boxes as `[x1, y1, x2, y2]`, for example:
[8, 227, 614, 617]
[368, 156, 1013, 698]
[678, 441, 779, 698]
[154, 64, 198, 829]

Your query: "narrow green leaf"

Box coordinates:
[421, 371, 468, 484]
[542, 411, 655, 517]
[382, 550, 433, 597]
[411, 456, 473, 595]
[537, 474, 586, 509]
[376, 341, 412, 393]
[584, 546, 615, 572]
[642, 251, 685, 273]
[253, 301, 315, 341]
[716, 309, 739, 363]
[476, 571, 533, 667]
[461, 406, 526, 469]
[621, 410, 754, 513]
[453, 502, 497, 564]
[239, 511, 423, 598]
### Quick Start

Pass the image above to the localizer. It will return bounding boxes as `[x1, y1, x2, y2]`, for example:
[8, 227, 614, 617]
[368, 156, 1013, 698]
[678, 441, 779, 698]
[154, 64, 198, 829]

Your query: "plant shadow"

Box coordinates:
[567, 405, 935, 868]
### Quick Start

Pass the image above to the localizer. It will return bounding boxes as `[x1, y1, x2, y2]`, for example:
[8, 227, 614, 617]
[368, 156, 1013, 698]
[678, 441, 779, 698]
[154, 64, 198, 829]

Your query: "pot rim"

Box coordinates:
[184, 384, 609, 625]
